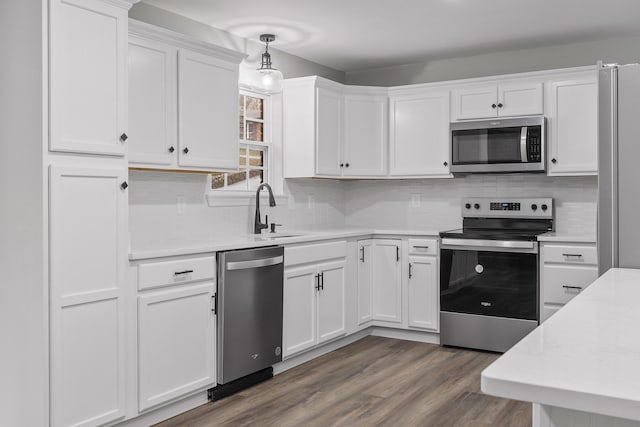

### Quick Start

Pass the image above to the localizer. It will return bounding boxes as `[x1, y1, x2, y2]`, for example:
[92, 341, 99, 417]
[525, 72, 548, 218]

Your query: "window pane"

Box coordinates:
[248, 169, 264, 191]
[226, 170, 247, 190]
[246, 121, 263, 142]
[211, 172, 226, 190]
[245, 96, 263, 120]
[248, 149, 264, 167]
[239, 95, 245, 140]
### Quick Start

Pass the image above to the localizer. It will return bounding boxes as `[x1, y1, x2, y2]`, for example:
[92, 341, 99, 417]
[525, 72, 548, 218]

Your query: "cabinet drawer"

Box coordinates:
[543, 244, 597, 265]
[138, 256, 215, 290]
[543, 264, 598, 305]
[408, 238, 438, 256]
[285, 241, 347, 267]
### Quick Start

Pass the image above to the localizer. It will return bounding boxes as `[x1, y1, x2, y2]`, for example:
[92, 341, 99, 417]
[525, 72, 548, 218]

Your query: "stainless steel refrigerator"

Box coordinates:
[598, 62, 640, 275]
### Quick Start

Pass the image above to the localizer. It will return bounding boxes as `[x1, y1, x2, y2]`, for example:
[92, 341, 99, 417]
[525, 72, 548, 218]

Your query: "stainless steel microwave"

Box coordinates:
[450, 116, 545, 174]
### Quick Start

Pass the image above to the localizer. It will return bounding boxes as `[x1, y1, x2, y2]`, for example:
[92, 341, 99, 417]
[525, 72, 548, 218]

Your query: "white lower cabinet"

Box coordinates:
[283, 255, 346, 358]
[540, 242, 598, 321]
[138, 282, 216, 412]
[407, 255, 439, 331]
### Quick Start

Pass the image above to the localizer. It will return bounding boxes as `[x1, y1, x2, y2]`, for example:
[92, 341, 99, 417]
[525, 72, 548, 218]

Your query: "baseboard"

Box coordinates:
[370, 327, 440, 344]
[114, 392, 208, 427]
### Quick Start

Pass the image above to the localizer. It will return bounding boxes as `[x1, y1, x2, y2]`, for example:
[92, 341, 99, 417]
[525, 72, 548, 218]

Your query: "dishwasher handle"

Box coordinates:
[226, 255, 284, 271]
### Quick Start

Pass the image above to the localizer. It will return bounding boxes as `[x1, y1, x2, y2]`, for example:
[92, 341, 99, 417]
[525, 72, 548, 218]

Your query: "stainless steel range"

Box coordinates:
[439, 197, 553, 352]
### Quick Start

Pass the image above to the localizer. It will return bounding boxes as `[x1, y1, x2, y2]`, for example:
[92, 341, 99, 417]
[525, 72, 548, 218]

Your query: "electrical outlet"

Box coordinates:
[411, 193, 421, 208]
[177, 196, 185, 215]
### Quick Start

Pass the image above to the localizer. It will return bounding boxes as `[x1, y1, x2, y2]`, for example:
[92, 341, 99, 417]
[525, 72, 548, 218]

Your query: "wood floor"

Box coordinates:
[155, 336, 531, 427]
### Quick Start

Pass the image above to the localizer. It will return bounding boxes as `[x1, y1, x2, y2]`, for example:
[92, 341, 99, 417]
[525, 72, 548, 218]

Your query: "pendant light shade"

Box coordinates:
[257, 34, 283, 93]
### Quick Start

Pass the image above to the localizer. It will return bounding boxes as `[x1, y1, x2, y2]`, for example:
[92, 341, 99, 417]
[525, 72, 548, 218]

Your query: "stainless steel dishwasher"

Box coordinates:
[211, 246, 284, 399]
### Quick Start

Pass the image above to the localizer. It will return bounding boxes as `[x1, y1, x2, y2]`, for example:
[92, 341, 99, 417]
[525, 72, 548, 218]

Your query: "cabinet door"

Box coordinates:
[408, 256, 439, 331]
[50, 0, 128, 156]
[283, 266, 318, 357]
[138, 283, 215, 412]
[452, 85, 498, 120]
[178, 49, 239, 170]
[342, 94, 387, 176]
[389, 91, 451, 176]
[315, 87, 343, 176]
[357, 240, 374, 325]
[548, 78, 598, 175]
[372, 240, 402, 323]
[317, 260, 347, 343]
[49, 166, 128, 427]
[497, 82, 543, 117]
[128, 36, 177, 166]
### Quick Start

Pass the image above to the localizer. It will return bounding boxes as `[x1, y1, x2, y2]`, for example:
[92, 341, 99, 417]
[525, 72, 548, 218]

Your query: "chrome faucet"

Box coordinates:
[254, 183, 276, 234]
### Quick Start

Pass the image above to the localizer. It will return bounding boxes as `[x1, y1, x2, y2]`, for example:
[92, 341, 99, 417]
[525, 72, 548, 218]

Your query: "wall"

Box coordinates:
[346, 36, 640, 86]
[0, 0, 47, 426]
[344, 175, 597, 236]
[129, 2, 346, 85]
[129, 172, 346, 249]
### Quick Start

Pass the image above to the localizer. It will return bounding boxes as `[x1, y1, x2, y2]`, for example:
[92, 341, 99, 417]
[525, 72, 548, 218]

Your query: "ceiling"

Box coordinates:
[141, 0, 640, 72]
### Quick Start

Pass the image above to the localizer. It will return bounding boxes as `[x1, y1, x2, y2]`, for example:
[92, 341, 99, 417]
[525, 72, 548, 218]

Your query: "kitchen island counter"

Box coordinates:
[481, 268, 640, 425]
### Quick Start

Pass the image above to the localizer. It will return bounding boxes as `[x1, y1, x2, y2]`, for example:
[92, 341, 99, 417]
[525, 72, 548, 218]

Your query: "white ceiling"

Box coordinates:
[141, 0, 640, 72]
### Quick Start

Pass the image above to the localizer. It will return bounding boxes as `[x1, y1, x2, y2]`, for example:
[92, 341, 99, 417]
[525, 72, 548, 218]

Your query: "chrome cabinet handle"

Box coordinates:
[315, 274, 320, 291]
[562, 253, 583, 258]
[360, 246, 365, 262]
[413, 245, 430, 249]
[396, 246, 399, 262]
[320, 272, 324, 290]
[409, 263, 413, 279]
[562, 285, 583, 290]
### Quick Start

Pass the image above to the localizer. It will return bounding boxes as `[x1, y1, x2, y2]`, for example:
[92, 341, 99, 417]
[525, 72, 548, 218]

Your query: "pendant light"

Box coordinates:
[257, 34, 283, 93]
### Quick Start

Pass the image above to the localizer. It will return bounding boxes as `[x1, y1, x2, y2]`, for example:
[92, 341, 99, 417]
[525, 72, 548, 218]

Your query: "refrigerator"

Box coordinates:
[598, 62, 640, 275]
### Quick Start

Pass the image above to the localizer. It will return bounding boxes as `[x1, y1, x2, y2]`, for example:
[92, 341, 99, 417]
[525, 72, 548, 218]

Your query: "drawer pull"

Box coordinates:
[174, 270, 194, 276]
[562, 285, 583, 290]
[413, 245, 430, 249]
[562, 253, 583, 258]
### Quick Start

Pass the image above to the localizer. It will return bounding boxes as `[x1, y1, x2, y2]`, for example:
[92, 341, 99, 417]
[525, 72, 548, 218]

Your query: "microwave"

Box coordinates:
[450, 116, 545, 174]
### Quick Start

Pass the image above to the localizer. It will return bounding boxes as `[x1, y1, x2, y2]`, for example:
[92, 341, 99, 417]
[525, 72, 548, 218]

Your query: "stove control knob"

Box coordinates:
[541, 204, 548, 211]
[474, 203, 480, 210]
[465, 203, 471, 209]
[531, 204, 538, 211]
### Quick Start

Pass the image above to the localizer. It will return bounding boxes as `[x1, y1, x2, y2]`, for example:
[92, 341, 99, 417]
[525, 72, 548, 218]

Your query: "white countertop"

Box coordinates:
[129, 228, 443, 260]
[481, 268, 640, 421]
[537, 231, 596, 243]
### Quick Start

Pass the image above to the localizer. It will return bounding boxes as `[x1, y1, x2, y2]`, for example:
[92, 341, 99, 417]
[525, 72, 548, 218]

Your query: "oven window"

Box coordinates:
[452, 127, 523, 164]
[440, 249, 538, 320]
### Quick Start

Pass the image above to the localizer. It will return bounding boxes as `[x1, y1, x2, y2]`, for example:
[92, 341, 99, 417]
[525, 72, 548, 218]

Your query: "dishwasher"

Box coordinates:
[210, 246, 284, 400]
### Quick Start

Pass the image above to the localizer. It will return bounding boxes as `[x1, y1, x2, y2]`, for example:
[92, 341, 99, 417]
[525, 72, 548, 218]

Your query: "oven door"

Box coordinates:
[440, 241, 539, 321]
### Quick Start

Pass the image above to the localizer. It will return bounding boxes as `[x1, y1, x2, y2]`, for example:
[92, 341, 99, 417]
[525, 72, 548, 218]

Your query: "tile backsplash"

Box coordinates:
[129, 171, 597, 248]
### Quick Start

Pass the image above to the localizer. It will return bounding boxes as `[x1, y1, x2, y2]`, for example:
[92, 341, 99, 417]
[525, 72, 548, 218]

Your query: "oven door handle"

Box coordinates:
[441, 238, 535, 250]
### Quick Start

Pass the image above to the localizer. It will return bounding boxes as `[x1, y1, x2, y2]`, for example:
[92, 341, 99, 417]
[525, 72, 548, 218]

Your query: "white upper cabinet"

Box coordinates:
[452, 81, 543, 120]
[128, 21, 245, 171]
[178, 49, 239, 170]
[50, 0, 129, 156]
[128, 36, 176, 166]
[342, 92, 388, 177]
[389, 89, 451, 177]
[547, 75, 598, 176]
[315, 86, 343, 176]
[283, 77, 388, 178]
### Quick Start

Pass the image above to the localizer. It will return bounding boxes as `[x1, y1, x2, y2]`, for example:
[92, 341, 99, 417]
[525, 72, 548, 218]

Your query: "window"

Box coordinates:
[211, 90, 270, 191]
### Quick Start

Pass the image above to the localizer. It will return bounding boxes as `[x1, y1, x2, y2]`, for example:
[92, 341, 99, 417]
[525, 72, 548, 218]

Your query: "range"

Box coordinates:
[439, 198, 553, 352]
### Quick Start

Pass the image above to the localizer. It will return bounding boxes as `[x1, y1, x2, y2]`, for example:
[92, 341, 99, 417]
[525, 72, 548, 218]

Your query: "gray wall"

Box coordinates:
[346, 36, 640, 86]
[129, 3, 346, 83]
[0, 1, 47, 426]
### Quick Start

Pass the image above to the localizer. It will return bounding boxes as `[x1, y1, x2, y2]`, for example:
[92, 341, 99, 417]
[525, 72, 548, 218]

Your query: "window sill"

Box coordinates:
[206, 191, 287, 207]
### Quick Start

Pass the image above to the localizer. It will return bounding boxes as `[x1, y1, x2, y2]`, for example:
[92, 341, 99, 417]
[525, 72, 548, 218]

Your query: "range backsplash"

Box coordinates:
[128, 171, 597, 248]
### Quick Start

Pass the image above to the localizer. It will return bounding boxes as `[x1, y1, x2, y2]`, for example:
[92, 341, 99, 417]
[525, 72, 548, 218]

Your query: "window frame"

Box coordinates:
[211, 87, 272, 193]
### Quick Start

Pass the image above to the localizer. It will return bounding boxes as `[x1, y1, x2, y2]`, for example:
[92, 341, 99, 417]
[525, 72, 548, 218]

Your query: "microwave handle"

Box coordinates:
[520, 126, 528, 162]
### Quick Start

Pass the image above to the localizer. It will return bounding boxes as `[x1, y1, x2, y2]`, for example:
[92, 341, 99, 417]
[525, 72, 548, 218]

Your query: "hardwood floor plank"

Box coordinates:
[154, 336, 531, 427]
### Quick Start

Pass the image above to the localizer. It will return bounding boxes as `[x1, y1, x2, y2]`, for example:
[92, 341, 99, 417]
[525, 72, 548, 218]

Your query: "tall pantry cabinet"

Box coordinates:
[48, 1, 137, 426]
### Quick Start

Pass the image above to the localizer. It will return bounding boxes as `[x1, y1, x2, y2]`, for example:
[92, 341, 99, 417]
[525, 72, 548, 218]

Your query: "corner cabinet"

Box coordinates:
[128, 20, 245, 172]
[547, 74, 598, 176]
[283, 77, 388, 178]
[388, 89, 451, 177]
